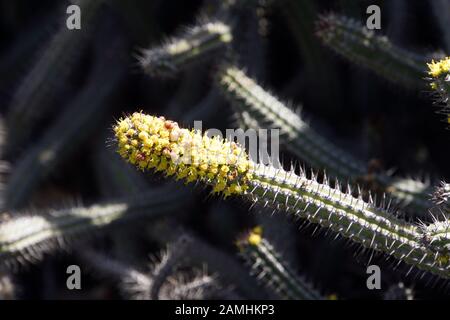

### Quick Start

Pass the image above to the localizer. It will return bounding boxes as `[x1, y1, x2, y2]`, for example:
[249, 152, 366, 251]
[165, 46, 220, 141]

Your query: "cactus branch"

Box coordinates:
[316, 13, 427, 89]
[217, 64, 432, 215]
[138, 20, 232, 77]
[432, 182, 450, 214]
[237, 226, 323, 300]
[427, 57, 450, 128]
[0, 185, 191, 268]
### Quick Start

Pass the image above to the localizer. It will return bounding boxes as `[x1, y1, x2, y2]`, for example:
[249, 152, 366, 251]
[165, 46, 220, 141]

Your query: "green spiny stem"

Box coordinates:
[112, 113, 450, 279]
[6, 0, 104, 152]
[427, 57, 450, 128]
[246, 164, 449, 278]
[159, 271, 220, 300]
[138, 20, 232, 77]
[0, 185, 192, 268]
[5, 37, 126, 209]
[431, 0, 450, 52]
[217, 64, 432, 215]
[432, 182, 450, 214]
[316, 13, 427, 89]
[237, 226, 323, 300]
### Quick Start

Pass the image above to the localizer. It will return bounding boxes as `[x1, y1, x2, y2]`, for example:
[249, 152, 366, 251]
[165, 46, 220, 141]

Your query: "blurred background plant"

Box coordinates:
[0, 0, 449, 300]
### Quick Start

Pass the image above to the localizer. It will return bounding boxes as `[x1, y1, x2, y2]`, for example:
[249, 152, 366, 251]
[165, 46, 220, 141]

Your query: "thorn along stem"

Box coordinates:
[113, 113, 450, 279]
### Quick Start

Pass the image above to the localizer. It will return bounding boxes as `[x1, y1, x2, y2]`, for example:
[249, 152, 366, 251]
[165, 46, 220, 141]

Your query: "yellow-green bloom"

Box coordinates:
[427, 57, 450, 78]
[113, 112, 253, 197]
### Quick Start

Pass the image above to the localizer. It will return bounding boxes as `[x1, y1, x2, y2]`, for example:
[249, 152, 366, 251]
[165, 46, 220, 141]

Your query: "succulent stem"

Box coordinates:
[316, 13, 427, 89]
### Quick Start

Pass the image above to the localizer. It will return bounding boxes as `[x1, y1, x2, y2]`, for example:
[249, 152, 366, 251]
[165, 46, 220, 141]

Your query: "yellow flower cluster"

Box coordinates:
[427, 57, 450, 78]
[247, 226, 263, 246]
[113, 112, 254, 196]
